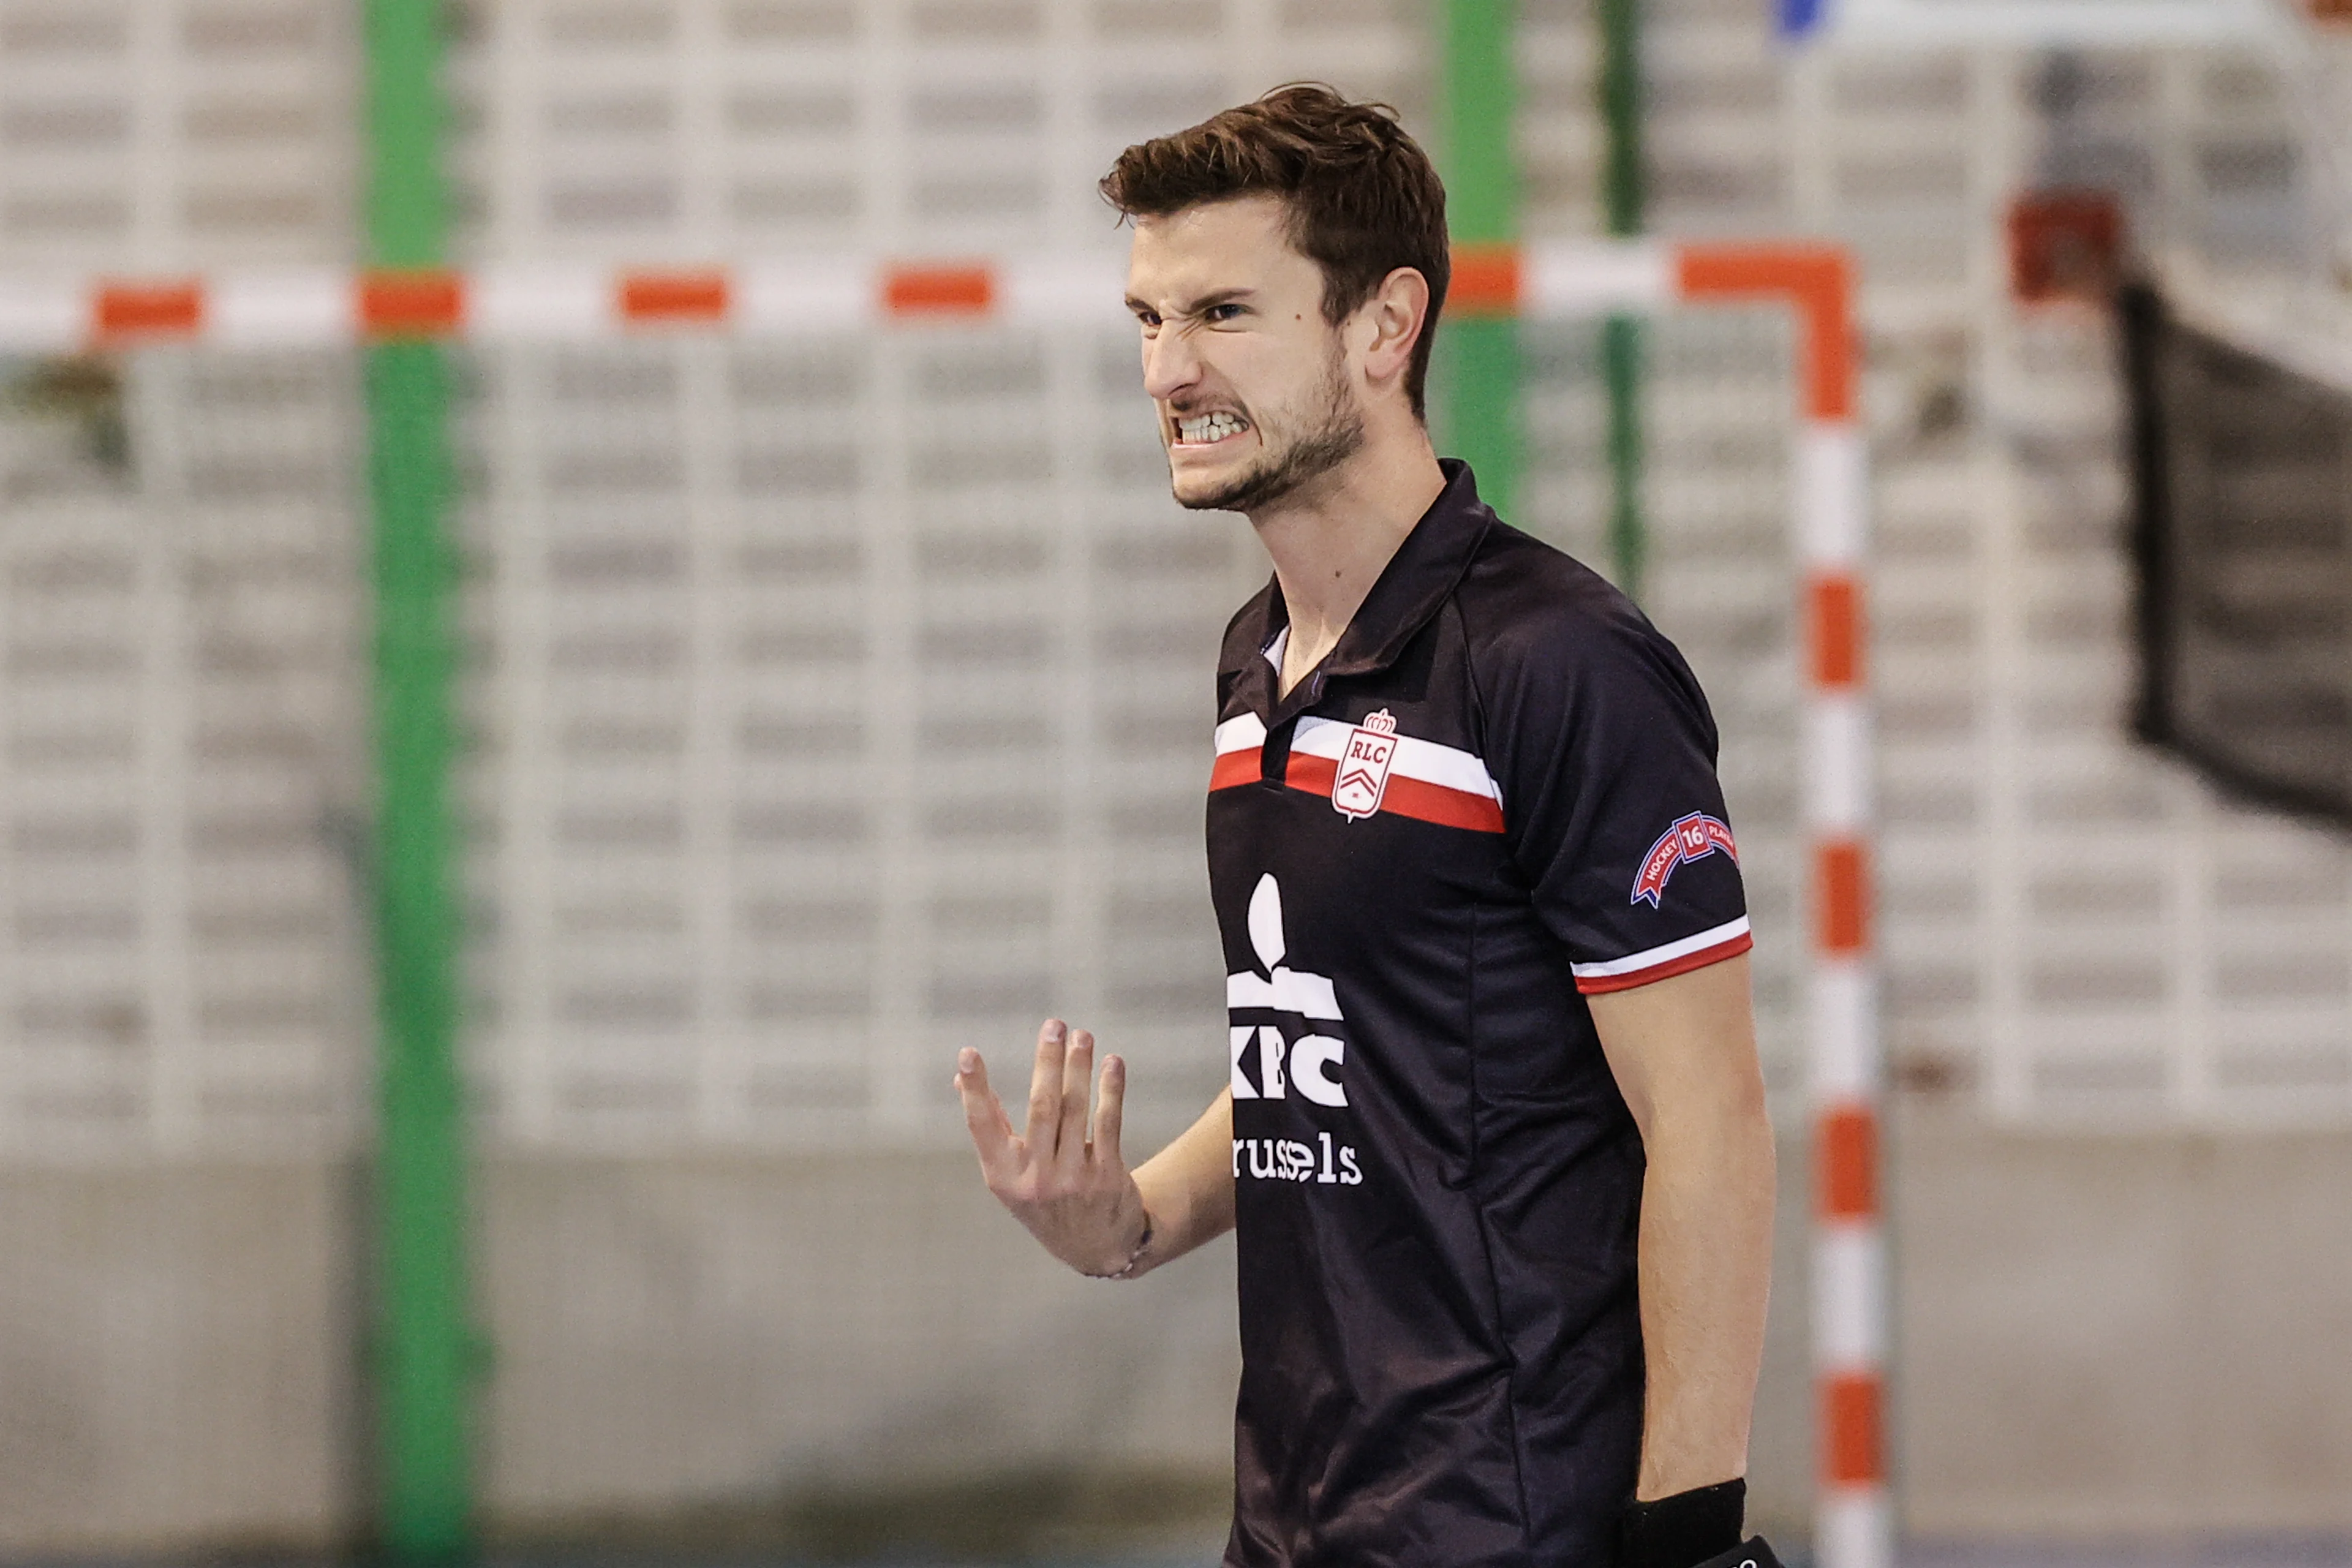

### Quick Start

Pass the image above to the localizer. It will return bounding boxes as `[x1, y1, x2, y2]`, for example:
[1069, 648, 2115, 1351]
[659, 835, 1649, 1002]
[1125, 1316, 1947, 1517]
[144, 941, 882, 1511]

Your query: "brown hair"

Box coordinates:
[1099, 84, 1450, 420]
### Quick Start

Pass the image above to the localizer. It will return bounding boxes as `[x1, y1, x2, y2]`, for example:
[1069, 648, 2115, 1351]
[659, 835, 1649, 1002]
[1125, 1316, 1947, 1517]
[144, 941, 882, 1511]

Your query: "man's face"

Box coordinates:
[1124, 195, 1365, 514]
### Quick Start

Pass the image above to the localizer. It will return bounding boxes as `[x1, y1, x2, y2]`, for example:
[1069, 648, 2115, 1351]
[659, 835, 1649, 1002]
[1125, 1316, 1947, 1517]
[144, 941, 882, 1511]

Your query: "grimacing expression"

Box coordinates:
[1125, 196, 1368, 514]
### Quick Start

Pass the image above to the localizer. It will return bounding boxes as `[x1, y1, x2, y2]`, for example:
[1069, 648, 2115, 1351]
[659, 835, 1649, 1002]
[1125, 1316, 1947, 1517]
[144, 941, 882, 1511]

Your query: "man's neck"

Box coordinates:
[1253, 424, 1447, 699]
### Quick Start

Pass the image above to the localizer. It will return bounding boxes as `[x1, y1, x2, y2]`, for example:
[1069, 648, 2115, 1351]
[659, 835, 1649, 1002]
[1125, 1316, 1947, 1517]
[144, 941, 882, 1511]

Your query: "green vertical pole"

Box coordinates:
[363, 1, 473, 1560]
[1600, 0, 1648, 599]
[1439, 0, 1521, 521]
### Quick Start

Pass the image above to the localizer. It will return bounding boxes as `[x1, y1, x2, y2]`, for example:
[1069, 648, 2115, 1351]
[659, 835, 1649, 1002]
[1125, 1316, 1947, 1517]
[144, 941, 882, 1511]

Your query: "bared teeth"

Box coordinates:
[1177, 411, 1246, 443]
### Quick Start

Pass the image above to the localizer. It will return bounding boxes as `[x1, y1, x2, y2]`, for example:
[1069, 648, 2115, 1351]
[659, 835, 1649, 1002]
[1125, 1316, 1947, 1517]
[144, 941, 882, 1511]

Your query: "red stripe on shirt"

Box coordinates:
[1210, 750, 1259, 791]
[1573, 929, 1754, 995]
[1281, 753, 1506, 834]
[1379, 774, 1506, 833]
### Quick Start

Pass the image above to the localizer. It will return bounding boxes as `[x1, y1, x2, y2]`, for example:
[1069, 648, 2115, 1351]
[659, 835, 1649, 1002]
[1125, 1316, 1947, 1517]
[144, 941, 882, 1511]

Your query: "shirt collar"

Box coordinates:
[1246, 459, 1494, 718]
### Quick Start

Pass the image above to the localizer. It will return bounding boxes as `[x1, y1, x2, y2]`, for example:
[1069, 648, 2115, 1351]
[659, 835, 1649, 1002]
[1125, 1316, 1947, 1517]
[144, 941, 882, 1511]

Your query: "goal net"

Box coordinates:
[2124, 282, 2352, 827]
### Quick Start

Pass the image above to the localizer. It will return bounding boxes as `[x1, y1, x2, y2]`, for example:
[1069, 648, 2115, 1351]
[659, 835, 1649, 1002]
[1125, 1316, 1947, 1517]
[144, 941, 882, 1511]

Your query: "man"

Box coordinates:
[954, 86, 1778, 1568]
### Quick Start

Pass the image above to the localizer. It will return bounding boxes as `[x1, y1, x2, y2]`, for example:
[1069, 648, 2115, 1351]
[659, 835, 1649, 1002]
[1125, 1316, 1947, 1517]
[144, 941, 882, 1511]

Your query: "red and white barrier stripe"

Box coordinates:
[1676, 249, 1885, 1568]
[0, 258, 1148, 350]
[2, 240, 1833, 352]
[13, 239, 1880, 1564]
[1493, 242, 1885, 1568]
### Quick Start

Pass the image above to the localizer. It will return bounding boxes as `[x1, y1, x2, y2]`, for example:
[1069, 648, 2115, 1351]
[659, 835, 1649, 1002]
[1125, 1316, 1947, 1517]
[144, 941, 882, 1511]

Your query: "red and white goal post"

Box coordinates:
[0, 239, 1883, 1568]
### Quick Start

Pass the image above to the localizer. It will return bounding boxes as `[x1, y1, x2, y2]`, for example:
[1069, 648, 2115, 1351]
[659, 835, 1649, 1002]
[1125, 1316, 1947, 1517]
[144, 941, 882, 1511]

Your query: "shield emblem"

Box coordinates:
[1332, 709, 1400, 821]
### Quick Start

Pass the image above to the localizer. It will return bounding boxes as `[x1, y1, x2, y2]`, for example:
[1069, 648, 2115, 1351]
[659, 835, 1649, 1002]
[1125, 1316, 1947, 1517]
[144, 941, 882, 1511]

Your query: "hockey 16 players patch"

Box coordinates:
[1631, 812, 1739, 908]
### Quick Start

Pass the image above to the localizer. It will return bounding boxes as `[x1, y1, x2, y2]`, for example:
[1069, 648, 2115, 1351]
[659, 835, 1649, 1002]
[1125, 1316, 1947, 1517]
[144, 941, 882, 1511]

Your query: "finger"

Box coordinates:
[956, 1047, 1018, 1180]
[1057, 1028, 1095, 1167]
[1025, 1019, 1069, 1157]
[1094, 1053, 1127, 1171]
[956, 1046, 1015, 1140]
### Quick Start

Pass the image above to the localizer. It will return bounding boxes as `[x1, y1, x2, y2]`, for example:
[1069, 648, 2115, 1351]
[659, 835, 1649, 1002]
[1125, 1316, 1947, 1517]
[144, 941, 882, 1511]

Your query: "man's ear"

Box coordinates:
[1359, 267, 1431, 396]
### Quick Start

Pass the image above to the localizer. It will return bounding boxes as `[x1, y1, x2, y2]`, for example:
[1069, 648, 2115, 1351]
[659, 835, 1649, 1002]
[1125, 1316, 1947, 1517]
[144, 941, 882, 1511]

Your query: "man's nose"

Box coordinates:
[1141, 325, 1202, 402]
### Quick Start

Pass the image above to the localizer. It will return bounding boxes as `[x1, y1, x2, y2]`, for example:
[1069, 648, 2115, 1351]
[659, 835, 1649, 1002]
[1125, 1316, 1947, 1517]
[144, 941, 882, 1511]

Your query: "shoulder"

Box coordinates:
[1452, 522, 1709, 725]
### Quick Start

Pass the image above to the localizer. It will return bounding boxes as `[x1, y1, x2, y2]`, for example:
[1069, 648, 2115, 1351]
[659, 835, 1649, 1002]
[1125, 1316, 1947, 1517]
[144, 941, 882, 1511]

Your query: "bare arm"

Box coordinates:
[1128, 1087, 1237, 1275]
[955, 1019, 1235, 1278]
[1587, 954, 1776, 1499]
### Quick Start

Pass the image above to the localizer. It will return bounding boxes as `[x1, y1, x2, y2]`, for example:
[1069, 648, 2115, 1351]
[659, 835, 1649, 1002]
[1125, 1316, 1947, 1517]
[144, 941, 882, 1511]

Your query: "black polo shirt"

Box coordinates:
[1207, 461, 1750, 1568]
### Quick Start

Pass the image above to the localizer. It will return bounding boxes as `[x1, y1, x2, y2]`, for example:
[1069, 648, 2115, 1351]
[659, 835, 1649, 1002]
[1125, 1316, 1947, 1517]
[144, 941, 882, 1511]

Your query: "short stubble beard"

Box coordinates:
[1170, 340, 1365, 515]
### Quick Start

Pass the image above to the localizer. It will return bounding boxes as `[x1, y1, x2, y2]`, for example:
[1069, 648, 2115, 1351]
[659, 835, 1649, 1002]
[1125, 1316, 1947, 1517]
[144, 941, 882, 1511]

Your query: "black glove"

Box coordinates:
[1619, 1478, 1750, 1568]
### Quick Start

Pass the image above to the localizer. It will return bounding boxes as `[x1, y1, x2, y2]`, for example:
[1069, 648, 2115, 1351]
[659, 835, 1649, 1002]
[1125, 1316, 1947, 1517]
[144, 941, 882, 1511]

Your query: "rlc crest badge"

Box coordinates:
[1332, 709, 1400, 821]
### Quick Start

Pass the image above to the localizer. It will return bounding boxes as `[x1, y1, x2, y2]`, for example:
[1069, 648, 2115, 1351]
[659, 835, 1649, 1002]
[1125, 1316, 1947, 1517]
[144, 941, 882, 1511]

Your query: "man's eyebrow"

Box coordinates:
[1125, 287, 1258, 317]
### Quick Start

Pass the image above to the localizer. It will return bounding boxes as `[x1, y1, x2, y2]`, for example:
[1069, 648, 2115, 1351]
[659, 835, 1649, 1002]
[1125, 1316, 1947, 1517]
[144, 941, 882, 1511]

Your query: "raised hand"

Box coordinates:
[956, 1019, 1152, 1277]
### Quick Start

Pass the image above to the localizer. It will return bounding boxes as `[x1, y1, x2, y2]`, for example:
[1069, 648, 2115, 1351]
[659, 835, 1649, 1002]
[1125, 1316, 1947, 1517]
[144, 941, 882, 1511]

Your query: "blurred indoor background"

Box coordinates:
[0, 0, 2346, 1563]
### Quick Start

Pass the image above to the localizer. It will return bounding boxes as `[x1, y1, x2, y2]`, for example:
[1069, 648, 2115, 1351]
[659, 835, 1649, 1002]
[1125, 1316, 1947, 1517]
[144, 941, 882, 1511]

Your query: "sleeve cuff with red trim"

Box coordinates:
[1571, 916, 1753, 995]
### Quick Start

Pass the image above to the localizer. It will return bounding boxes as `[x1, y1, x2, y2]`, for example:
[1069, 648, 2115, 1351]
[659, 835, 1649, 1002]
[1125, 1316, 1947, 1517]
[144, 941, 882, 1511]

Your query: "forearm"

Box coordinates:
[1633, 1096, 1776, 1498]
[1128, 1088, 1237, 1276]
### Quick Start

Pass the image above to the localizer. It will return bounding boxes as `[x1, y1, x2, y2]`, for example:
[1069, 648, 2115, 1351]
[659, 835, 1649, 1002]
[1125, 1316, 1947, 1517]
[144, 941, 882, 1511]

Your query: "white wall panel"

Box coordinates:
[1, 0, 2344, 1153]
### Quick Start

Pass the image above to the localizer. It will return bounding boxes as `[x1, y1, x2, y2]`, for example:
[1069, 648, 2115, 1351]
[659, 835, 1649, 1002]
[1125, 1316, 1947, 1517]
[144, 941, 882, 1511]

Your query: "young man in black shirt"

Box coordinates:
[954, 86, 1779, 1568]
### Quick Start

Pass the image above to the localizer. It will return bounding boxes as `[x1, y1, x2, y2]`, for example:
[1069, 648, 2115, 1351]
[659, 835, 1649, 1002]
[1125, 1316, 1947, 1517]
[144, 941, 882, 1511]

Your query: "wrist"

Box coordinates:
[1082, 1202, 1153, 1280]
[1619, 1477, 1745, 1568]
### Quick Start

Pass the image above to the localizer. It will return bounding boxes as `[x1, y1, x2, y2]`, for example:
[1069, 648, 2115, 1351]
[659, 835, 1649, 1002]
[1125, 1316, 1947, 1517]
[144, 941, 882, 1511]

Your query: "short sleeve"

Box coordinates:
[1483, 610, 1752, 995]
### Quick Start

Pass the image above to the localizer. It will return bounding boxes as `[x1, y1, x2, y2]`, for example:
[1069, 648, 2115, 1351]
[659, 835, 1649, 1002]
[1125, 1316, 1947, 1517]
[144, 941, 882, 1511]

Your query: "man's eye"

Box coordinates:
[1207, 304, 1244, 322]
